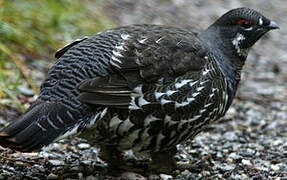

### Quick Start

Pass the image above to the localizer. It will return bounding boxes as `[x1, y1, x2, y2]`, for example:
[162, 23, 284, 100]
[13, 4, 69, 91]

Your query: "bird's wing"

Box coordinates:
[54, 36, 89, 59]
[78, 27, 212, 110]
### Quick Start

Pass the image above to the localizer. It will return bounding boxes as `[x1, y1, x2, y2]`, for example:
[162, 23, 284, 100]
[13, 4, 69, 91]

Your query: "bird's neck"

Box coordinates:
[199, 25, 249, 97]
[200, 25, 248, 69]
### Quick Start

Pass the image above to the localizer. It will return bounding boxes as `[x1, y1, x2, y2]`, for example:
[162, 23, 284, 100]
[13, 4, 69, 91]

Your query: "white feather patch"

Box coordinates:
[138, 96, 150, 107]
[155, 92, 165, 99]
[133, 85, 143, 94]
[175, 79, 193, 89]
[129, 96, 140, 110]
[113, 50, 123, 57]
[161, 98, 173, 105]
[166, 90, 177, 96]
[121, 34, 131, 40]
[232, 33, 245, 55]
[189, 81, 198, 87]
[115, 45, 125, 51]
[139, 38, 147, 44]
[117, 118, 134, 135]
[259, 18, 263, 26]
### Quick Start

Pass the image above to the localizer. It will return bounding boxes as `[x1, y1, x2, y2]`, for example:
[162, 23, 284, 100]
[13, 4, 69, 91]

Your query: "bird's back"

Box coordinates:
[1, 24, 220, 152]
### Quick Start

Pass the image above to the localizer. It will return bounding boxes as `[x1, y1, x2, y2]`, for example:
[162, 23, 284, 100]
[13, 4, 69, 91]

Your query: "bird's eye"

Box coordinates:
[237, 19, 253, 29]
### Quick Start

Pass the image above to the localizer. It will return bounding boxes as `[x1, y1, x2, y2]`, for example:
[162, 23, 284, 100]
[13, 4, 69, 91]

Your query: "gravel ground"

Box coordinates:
[0, 0, 287, 179]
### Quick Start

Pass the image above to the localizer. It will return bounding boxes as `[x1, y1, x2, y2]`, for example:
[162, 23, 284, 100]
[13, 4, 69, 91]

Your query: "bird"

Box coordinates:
[0, 7, 279, 173]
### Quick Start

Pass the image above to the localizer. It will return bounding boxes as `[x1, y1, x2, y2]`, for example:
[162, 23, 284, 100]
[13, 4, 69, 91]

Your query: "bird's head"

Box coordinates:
[213, 7, 279, 57]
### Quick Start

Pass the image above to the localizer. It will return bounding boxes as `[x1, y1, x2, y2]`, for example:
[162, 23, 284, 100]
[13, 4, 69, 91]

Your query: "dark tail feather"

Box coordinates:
[0, 101, 76, 152]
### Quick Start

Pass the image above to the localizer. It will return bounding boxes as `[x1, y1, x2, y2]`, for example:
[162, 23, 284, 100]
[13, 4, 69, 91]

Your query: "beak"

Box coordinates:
[267, 21, 279, 30]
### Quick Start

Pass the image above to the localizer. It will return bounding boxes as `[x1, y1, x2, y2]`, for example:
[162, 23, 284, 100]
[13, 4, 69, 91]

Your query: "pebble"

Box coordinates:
[242, 159, 252, 166]
[245, 148, 255, 156]
[270, 164, 280, 171]
[216, 163, 235, 171]
[17, 85, 35, 96]
[48, 159, 65, 166]
[86, 175, 98, 180]
[78, 143, 91, 149]
[15, 161, 26, 166]
[120, 172, 146, 180]
[47, 173, 58, 180]
[180, 170, 191, 176]
[78, 172, 84, 179]
[81, 160, 92, 165]
[228, 152, 242, 161]
[201, 171, 211, 176]
[227, 158, 233, 163]
[149, 174, 160, 180]
[159, 174, 173, 180]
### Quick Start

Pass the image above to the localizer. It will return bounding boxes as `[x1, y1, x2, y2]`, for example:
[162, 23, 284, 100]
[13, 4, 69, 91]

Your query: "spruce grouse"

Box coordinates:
[0, 7, 278, 172]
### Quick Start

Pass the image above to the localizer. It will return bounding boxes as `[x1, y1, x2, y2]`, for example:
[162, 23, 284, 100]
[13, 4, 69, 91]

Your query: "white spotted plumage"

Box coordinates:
[129, 96, 141, 110]
[121, 33, 131, 40]
[232, 33, 245, 55]
[139, 38, 148, 44]
[175, 79, 193, 89]
[111, 55, 122, 64]
[258, 18, 263, 26]
[112, 49, 124, 57]
[138, 96, 150, 107]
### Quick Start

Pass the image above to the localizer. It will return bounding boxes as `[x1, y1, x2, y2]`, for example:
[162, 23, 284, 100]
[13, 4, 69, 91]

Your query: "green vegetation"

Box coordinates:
[0, 0, 113, 111]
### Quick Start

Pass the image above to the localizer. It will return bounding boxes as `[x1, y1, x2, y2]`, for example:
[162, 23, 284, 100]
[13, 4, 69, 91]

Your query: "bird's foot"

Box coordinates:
[148, 146, 178, 174]
[99, 145, 149, 174]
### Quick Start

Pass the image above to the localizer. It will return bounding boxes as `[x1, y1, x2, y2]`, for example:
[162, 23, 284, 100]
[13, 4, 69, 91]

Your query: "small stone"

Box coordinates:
[227, 158, 233, 163]
[226, 107, 236, 116]
[48, 159, 65, 166]
[242, 159, 252, 166]
[271, 164, 280, 171]
[78, 143, 91, 150]
[224, 164, 236, 171]
[245, 148, 255, 156]
[15, 161, 26, 166]
[86, 175, 98, 180]
[47, 173, 58, 180]
[201, 170, 211, 176]
[120, 172, 146, 180]
[273, 139, 283, 146]
[174, 169, 181, 174]
[71, 166, 80, 171]
[223, 149, 229, 153]
[78, 172, 84, 179]
[241, 174, 248, 179]
[149, 174, 160, 180]
[216, 163, 235, 171]
[223, 131, 237, 141]
[228, 152, 242, 161]
[33, 164, 45, 172]
[217, 152, 223, 158]
[81, 160, 92, 165]
[181, 170, 191, 176]
[159, 174, 173, 180]
[17, 85, 35, 96]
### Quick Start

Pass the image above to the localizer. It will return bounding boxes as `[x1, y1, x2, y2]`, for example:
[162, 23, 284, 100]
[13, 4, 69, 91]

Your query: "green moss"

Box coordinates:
[0, 0, 114, 110]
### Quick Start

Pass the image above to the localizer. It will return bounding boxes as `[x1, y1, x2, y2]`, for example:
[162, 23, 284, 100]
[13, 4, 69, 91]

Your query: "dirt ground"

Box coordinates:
[0, 0, 286, 179]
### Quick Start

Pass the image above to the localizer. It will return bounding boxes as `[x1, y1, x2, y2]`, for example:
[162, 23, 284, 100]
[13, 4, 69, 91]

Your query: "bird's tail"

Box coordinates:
[0, 100, 76, 152]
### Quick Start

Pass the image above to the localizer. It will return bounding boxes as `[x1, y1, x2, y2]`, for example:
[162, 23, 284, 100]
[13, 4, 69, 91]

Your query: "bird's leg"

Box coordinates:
[148, 146, 178, 173]
[99, 145, 124, 166]
[99, 145, 148, 173]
